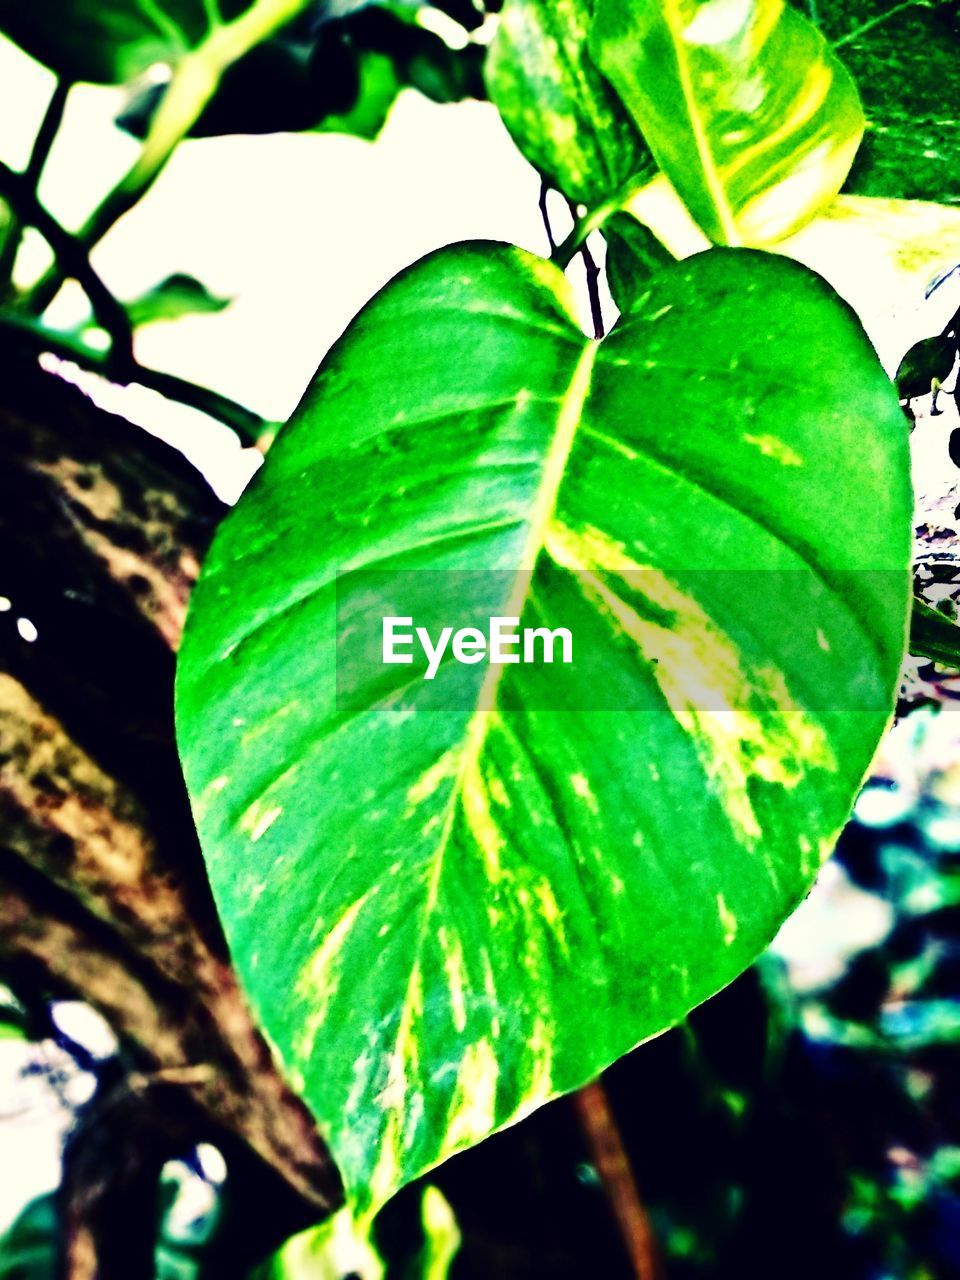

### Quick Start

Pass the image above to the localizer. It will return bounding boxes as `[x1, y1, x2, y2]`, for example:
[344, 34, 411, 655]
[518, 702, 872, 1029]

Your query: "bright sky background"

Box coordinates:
[0, 31, 574, 500]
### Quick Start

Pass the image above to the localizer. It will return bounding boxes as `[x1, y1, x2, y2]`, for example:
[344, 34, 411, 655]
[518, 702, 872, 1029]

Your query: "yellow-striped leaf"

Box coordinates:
[590, 0, 866, 245]
[176, 242, 910, 1217]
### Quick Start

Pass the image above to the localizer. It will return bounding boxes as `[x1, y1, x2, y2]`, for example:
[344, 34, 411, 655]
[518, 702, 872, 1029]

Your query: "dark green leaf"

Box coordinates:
[0, 1197, 56, 1280]
[485, 0, 652, 207]
[591, 0, 865, 245]
[125, 273, 230, 328]
[896, 334, 957, 401]
[176, 243, 911, 1215]
[0, 0, 249, 85]
[910, 597, 960, 668]
[806, 0, 960, 205]
[118, 9, 484, 141]
[603, 211, 675, 313]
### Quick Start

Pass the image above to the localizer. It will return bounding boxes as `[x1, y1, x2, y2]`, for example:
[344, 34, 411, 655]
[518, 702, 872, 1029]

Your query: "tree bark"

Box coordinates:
[0, 340, 341, 1277]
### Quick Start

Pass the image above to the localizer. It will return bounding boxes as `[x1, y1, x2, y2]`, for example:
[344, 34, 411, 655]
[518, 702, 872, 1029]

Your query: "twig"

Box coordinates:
[0, 159, 134, 364]
[573, 1080, 662, 1280]
[539, 181, 558, 255]
[581, 238, 605, 340]
[26, 79, 72, 188]
[0, 313, 266, 446]
[25, 0, 314, 314]
[0, 78, 71, 294]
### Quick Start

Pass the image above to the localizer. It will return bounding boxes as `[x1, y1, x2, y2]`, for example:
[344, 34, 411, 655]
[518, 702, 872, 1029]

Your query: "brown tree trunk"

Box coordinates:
[0, 338, 341, 1277]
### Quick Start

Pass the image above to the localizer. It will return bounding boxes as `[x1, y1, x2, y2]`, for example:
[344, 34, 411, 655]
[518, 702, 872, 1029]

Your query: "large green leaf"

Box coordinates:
[485, 0, 652, 207]
[590, 0, 865, 245]
[805, 0, 960, 205]
[176, 242, 911, 1216]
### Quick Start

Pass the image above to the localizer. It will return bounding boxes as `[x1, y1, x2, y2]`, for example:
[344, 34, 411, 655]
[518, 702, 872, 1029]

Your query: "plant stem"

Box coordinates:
[25, 78, 72, 188]
[0, 313, 265, 445]
[0, 130, 265, 443]
[572, 1080, 662, 1280]
[539, 180, 558, 256]
[0, 78, 71, 294]
[581, 239, 604, 341]
[553, 203, 610, 270]
[25, 0, 313, 315]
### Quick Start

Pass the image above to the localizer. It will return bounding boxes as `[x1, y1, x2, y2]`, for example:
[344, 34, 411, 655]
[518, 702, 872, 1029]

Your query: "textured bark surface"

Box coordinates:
[0, 341, 341, 1275]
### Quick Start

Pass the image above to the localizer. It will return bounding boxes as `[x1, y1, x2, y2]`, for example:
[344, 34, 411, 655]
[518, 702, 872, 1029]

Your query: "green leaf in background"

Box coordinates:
[806, 0, 960, 205]
[0, 1196, 55, 1280]
[602, 210, 675, 313]
[176, 242, 911, 1216]
[485, 0, 653, 207]
[896, 333, 957, 404]
[590, 0, 865, 245]
[250, 1207, 384, 1279]
[0, 0, 229, 84]
[0, 1182, 216, 1280]
[249, 1185, 458, 1280]
[0, 986, 27, 1043]
[117, 9, 486, 142]
[910, 598, 960, 669]
[414, 1186, 461, 1280]
[126, 273, 230, 327]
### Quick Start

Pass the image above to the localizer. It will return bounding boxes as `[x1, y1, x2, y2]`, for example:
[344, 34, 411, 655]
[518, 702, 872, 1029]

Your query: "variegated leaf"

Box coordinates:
[176, 242, 910, 1216]
[485, 0, 653, 207]
[590, 0, 866, 245]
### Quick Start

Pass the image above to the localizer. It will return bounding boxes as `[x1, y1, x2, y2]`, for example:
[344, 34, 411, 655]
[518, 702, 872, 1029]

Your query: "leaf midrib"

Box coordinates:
[381, 338, 599, 1143]
[662, 0, 740, 244]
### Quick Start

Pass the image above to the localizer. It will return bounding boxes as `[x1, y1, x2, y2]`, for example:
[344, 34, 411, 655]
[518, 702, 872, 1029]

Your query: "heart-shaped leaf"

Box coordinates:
[590, 0, 865, 245]
[176, 242, 910, 1216]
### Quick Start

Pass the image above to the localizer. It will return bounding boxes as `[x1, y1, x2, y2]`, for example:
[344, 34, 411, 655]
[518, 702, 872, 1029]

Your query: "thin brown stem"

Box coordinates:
[0, 159, 133, 364]
[572, 1080, 662, 1280]
[0, 78, 71, 294]
[581, 238, 605, 341]
[539, 180, 558, 255]
[0, 312, 265, 446]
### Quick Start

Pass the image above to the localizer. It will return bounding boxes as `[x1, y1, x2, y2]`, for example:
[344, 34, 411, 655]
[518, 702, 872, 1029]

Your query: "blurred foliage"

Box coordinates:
[117, 6, 488, 142]
[807, 0, 960, 205]
[0, 1167, 221, 1280]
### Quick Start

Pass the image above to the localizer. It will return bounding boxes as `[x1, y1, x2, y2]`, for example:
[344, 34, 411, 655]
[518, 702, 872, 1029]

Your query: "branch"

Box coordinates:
[581, 239, 605, 341]
[25, 0, 315, 314]
[0, 78, 71, 293]
[539, 181, 558, 256]
[0, 159, 133, 364]
[0, 312, 266, 447]
[573, 1081, 663, 1280]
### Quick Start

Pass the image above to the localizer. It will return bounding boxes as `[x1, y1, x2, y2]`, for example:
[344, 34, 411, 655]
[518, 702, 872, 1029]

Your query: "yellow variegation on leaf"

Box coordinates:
[590, 0, 866, 245]
[176, 243, 910, 1218]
